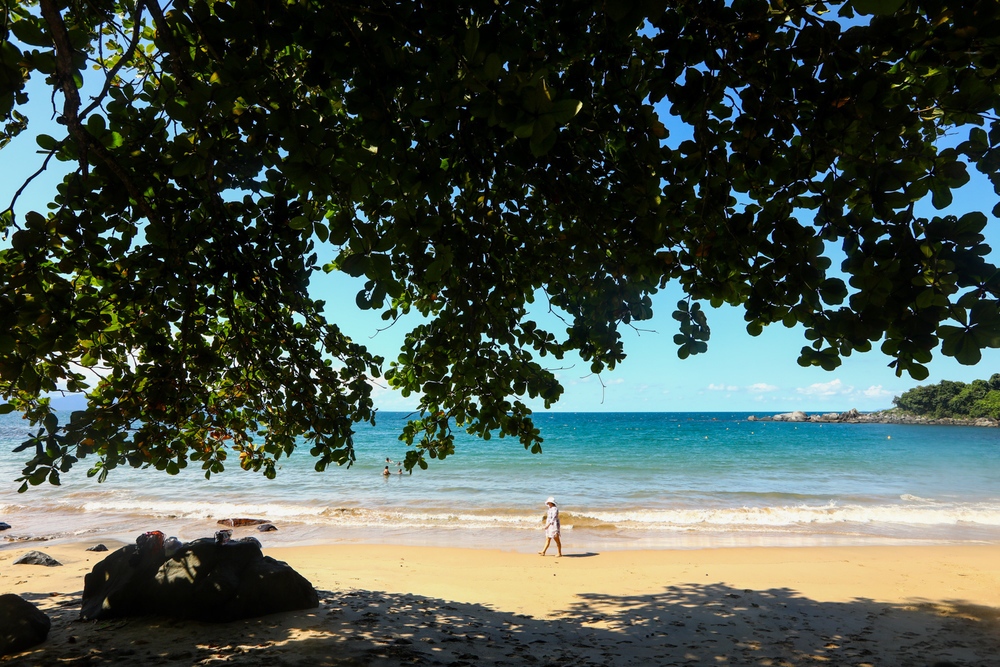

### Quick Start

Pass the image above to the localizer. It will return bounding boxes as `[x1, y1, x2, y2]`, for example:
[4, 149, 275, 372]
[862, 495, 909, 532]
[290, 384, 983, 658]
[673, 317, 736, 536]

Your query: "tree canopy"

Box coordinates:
[893, 373, 1000, 418]
[2, 0, 1000, 488]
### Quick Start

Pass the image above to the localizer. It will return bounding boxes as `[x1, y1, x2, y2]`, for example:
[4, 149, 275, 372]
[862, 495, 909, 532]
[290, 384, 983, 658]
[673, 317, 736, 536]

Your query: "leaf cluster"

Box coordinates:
[2, 0, 1000, 484]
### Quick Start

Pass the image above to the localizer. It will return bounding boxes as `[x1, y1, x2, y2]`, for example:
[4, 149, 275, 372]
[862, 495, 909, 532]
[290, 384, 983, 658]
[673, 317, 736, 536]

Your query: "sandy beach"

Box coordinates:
[3, 538, 999, 666]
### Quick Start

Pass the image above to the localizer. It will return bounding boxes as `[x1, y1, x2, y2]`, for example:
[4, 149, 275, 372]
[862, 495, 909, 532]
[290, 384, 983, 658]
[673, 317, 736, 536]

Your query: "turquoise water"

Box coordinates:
[1, 412, 999, 551]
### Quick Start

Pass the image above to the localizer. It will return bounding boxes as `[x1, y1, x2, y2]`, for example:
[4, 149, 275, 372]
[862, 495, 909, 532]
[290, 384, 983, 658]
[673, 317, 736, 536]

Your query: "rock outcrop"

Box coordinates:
[0, 594, 51, 656]
[751, 409, 998, 427]
[81, 531, 318, 622]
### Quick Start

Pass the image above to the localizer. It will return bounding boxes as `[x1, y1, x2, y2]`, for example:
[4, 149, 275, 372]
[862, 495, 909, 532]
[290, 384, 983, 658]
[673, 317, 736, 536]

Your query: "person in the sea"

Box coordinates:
[382, 465, 391, 477]
[539, 496, 562, 557]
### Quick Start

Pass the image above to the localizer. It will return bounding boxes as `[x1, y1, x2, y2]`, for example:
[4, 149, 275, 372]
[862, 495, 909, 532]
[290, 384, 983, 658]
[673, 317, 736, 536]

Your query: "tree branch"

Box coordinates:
[81, 0, 147, 119]
[39, 0, 160, 224]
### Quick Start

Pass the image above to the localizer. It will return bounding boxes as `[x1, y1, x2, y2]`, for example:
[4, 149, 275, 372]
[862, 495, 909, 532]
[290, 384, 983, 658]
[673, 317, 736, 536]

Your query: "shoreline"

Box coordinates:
[3, 540, 999, 664]
[5, 513, 1000, 554]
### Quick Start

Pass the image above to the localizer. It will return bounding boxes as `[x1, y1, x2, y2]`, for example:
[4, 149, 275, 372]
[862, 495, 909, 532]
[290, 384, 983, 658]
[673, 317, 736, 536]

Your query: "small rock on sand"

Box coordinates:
[13, 551, 61, 567]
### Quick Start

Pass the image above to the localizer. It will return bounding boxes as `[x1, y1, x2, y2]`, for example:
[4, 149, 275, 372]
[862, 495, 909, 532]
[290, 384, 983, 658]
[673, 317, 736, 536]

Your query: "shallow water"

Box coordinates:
[1, 412, 999, 551]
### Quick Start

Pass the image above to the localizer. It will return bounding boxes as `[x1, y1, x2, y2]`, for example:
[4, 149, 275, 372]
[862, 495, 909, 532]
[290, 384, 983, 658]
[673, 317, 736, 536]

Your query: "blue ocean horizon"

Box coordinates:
[2, 411, 999, 551]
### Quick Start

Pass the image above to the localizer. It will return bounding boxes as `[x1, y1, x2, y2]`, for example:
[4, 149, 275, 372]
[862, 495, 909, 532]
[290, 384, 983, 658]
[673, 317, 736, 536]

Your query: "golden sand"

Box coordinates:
[3, 541, 999, 665]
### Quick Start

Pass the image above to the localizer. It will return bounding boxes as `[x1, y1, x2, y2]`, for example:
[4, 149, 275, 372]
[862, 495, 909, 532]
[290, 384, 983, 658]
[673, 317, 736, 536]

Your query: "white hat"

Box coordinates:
[546, 497, 556, 505]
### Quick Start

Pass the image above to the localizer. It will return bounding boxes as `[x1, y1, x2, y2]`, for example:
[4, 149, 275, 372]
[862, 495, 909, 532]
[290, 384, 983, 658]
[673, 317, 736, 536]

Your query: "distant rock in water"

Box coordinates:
[0, 522, 11, 531]
[257, 523, 278, 532]
[217, 518, 269, 527]
[81, 532, 318, 622]
[0, 594, 51, 656]
[14, 551, 61, 567]
[86, 544, 108, 552]
[750, 408, 998, 427]
[770, 411, 808, 422]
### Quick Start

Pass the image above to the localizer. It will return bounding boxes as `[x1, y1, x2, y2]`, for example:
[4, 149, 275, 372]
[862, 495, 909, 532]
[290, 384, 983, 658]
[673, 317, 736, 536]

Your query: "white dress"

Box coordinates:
[544, 505, 560, 538]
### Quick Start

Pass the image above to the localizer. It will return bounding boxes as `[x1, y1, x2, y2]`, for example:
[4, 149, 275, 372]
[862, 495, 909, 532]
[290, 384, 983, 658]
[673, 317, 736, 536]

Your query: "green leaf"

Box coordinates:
[11, 18, 50, 47]
[464, 27, 479, 59]
[36, 134, 60, 151]
[484, 53, 503, 79]
[86, 114, 106, 134]
[930, 182, 953, 210]
[544, 99, 583, 124]
[513, 122, 534, 139]
[314, 222, 330, 243]
[941, 328, 983, 365]
[529, 130, 558, 157]
[338, 254, 370, 277]
[289, 216, 311, 230]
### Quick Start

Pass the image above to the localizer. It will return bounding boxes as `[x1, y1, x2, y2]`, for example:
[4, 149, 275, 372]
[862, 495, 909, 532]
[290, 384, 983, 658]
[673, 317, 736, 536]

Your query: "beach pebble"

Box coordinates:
[0, 594, 51, 656]
[217, 518, 268, 527]
[0, 522, 11, 531]
[86, 544, 108, 552]
[257, 523, 278, 532]
[14, 551, 61, 567]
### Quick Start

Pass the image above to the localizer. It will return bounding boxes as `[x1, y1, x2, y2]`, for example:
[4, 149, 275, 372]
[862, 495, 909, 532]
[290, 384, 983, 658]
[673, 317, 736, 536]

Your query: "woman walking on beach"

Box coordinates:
[539, 497, 562, 557]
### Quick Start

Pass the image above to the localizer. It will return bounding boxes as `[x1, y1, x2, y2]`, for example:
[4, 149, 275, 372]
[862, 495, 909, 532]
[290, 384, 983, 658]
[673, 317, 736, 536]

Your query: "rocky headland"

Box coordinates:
[747, 408, 999, 427]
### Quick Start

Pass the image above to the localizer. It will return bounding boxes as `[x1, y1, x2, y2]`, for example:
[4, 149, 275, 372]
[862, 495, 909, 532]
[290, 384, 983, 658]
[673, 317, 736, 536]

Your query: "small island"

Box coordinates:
[750, 374, 1000, 427]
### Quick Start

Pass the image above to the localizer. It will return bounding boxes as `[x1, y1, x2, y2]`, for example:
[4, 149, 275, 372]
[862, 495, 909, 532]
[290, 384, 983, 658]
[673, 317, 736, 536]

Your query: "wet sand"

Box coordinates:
[3, 540, 1000, 665]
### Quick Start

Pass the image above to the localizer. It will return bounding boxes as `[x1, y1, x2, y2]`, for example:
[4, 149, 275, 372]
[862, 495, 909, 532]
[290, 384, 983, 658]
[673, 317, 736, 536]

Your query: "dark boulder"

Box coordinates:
[0, 594, 51, 656]
[80, 532, 168, 620]
[257, 523, 278, 532]
[13, 551, 61, 567]
[86, 544, 108, 552]
[0, 522, 11, 531]
[81, 533, 318, 622]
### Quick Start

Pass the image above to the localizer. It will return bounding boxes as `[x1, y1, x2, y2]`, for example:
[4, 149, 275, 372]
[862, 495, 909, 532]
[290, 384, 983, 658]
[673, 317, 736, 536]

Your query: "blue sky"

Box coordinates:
[3, 58, 999, 417]
[314, 265, 1000, 415]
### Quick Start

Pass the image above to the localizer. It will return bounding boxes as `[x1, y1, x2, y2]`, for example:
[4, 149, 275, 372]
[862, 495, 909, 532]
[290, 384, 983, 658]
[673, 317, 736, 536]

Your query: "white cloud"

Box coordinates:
[796, 379, 853, 396]
[747, 383, 778, 393]
[861, 385, 892, 398]
[367, 376, 419, 410]
[707, 383, 739, 391]
[606, 378, 625, 385]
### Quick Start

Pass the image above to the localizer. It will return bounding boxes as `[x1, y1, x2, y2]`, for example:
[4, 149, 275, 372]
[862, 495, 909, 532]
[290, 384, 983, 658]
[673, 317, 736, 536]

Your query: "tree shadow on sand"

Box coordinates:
[6, 583, 999, 666]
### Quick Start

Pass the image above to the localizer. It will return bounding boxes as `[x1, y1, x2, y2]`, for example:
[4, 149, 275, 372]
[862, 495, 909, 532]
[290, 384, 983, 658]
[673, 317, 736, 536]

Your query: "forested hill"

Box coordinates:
[893, 375, 1000, 420]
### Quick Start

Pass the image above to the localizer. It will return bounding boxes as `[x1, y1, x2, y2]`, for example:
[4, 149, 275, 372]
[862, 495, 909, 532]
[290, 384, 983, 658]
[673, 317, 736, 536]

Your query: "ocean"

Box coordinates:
[1, 411, 999, 552]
